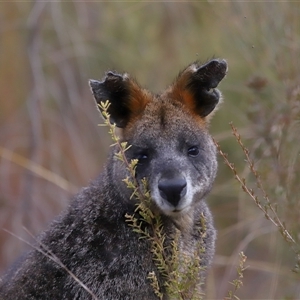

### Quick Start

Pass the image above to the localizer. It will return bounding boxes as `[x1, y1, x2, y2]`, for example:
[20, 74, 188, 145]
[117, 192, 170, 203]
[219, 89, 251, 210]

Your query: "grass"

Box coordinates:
[0, 2, 299, 299]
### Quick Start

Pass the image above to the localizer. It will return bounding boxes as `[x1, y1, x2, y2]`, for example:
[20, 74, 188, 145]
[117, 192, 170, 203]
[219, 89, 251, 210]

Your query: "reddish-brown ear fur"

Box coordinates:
[168, 68, 199, 114]
[125, 78, 151, 123]
[164, 59, 227, 121]
[89, 72, 151, 128]
[90, 59, 227, 128]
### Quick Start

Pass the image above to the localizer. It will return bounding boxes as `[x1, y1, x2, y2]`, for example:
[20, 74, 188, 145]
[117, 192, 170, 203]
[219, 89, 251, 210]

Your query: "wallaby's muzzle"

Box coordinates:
[158, 176, 187, 207]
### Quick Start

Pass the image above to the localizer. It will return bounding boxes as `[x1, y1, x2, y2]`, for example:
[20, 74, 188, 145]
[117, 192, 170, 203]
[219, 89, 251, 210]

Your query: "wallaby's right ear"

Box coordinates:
[89, 72, 150, 128]
[170, 59, 228, 120]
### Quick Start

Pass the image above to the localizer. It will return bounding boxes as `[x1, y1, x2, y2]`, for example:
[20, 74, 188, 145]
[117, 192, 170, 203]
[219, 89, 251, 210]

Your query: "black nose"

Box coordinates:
[158, 177, 187, 207]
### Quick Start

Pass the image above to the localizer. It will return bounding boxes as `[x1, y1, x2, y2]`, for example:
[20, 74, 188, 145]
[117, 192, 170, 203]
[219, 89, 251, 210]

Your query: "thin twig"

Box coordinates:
[0, 146, 78, 193]
[213, 124, 296, 247]
[229, 123, 295, 245]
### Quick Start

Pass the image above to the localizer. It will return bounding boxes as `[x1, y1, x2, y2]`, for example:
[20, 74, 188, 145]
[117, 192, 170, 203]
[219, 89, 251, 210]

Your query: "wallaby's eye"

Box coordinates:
[136, 152, 149, 164]
[188, 146, 200, 157]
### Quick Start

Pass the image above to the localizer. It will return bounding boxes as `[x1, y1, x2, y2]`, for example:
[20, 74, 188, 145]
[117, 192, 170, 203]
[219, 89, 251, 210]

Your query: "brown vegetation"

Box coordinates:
[0, 2, 299, 299]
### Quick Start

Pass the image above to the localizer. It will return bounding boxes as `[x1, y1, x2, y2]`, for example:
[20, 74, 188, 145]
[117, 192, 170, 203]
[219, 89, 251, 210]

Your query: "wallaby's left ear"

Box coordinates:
[89, 72, 150, 128]
[170, 59, 228, 118]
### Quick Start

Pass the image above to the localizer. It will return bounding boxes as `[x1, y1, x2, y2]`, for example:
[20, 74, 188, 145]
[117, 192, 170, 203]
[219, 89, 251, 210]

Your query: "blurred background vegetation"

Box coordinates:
[0, 1, 299, 299]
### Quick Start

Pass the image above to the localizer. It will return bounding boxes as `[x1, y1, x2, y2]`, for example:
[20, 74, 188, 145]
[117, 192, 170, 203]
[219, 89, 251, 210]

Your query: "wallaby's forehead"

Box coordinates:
[125, 98, 207, 145]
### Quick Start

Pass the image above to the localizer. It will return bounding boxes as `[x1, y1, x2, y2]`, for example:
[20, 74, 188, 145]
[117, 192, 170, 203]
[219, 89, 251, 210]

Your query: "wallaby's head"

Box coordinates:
[89, 59, 227, 217]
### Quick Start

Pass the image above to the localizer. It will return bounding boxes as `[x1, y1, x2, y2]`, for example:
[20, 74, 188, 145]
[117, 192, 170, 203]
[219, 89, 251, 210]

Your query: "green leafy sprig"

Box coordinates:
[99, 100, 207, 300]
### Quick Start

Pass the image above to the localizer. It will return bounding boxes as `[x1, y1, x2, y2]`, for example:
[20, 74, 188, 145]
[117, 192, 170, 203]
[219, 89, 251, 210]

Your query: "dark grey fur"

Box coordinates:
[0, 59, 227, 300]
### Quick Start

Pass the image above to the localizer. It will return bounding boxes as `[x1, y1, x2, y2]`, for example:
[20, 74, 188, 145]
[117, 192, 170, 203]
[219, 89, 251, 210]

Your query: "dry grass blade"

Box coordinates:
[0, 146, 78, 194]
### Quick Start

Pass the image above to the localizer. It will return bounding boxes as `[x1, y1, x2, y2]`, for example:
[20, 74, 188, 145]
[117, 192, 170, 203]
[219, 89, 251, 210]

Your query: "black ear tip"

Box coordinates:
[89, 79, 101, 90]
[217, 59, 228, 72]
[89, 72, 124, 92]
[196, 59, 228, 88]
[209, 59, 228, 75]
[213, 58, 227, 65]
[106, 71, 124, 81]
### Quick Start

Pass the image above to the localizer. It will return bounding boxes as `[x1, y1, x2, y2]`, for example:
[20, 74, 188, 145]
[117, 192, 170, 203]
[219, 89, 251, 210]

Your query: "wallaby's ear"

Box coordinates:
[171, 59, 228, 118]
[89, 72, 150, 128]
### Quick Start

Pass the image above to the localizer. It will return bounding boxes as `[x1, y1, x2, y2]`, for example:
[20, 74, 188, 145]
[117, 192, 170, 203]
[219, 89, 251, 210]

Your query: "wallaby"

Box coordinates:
[0, 59, 227, 299]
